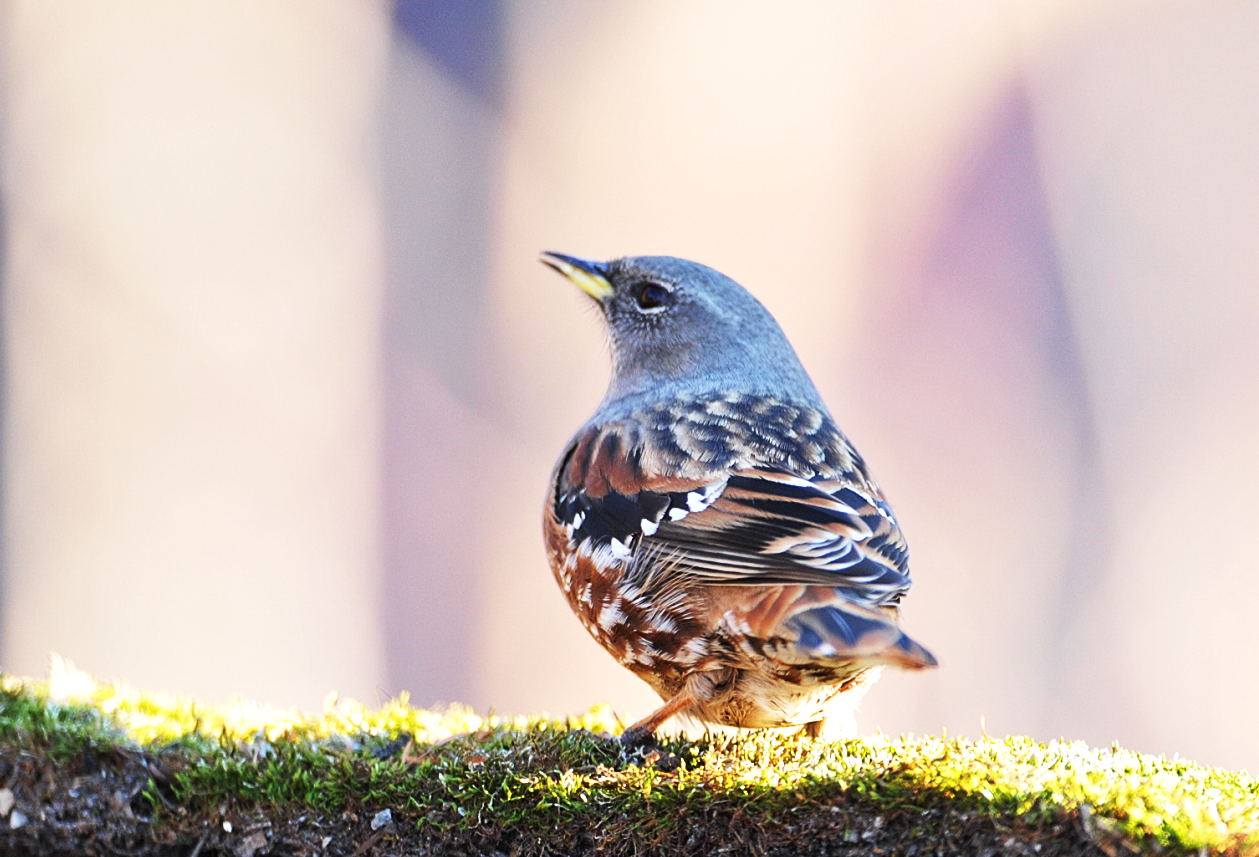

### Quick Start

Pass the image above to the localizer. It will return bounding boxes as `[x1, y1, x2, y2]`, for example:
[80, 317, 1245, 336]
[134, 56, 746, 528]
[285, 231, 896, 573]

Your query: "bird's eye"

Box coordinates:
[633, 281, 672, 312]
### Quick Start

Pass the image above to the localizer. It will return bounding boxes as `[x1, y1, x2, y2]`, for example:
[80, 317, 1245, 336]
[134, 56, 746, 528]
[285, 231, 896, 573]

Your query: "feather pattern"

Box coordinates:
[539, 253, 935, 736]
[552, 392, 910, 605]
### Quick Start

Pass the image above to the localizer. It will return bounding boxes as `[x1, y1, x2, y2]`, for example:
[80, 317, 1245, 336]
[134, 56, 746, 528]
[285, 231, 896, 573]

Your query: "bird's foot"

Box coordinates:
[618, 728, 681, 771]
[618, 726, 654, 749]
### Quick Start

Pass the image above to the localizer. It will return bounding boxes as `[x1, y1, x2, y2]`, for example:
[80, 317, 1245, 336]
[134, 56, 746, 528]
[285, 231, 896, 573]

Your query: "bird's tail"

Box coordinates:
[722, 584, 937, 671]
[784, 601, 937, 670]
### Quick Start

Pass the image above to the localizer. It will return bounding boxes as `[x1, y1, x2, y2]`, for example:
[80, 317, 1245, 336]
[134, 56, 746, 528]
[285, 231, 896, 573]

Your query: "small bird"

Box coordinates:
[540, 252, 936, 743]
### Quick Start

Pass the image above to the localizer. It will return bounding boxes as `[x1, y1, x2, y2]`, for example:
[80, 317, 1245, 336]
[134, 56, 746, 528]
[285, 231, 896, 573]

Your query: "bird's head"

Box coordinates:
[540, 252, 821, 412]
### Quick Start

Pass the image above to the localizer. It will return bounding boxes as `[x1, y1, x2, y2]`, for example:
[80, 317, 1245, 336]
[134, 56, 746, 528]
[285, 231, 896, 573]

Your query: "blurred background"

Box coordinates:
[2, 1, 1257, 772]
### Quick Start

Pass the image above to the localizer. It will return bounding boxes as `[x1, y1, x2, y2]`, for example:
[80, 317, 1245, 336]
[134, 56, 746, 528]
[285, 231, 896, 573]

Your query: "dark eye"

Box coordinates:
[633, 281, 672, 311]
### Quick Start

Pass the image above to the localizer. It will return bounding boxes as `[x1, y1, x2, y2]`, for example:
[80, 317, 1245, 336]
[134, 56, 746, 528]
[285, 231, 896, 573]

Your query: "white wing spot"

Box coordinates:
[685, 483, 722, 512]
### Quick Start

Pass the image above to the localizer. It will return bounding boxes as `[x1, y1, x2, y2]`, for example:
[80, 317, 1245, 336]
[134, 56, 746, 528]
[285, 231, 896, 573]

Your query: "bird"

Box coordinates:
[539, 252, 936, 743]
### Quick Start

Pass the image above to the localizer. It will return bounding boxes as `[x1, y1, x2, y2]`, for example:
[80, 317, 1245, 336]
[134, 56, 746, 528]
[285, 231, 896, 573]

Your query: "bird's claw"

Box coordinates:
[618, 729, 680, 771]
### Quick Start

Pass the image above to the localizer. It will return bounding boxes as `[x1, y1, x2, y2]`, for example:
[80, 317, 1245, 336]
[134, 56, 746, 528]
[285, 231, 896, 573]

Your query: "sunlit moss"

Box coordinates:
[2, 666, 1256, 855]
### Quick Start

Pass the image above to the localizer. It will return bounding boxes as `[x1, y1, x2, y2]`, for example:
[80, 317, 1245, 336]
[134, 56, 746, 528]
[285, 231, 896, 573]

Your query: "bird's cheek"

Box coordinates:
[646, 339, 700, 378]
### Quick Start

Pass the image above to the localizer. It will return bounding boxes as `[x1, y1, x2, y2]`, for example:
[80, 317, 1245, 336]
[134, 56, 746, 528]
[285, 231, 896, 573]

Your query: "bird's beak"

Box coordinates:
[539, 251, 614, 302]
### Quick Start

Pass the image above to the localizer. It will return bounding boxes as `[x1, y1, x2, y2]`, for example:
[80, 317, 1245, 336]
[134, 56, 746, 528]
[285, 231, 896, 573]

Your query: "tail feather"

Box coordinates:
[786, 603, 937, 670]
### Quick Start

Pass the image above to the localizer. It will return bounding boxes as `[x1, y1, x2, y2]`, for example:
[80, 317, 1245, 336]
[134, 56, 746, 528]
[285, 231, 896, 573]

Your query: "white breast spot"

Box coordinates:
[598, 600, 625, 627]
[682, 637, 708, 658]
[651, 614, 678, 634]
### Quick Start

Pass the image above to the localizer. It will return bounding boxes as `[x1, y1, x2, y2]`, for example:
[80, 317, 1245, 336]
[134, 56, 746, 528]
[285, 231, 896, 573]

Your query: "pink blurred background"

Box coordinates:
[2, 1, 1257, 771]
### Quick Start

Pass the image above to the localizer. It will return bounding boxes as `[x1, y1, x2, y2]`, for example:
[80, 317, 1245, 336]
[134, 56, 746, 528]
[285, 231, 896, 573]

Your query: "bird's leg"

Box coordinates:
[801, 671, 873, 740]
[619, 687, 696, 748]
[802, 715, 855, 740]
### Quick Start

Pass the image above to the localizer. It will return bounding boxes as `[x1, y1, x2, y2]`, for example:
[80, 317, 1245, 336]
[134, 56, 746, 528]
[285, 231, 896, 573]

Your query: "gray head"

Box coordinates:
[540, 252, 823, 414]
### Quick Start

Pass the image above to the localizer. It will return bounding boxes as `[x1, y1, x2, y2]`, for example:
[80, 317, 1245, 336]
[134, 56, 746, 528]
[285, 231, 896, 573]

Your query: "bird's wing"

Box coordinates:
[551, 418, 911, 607]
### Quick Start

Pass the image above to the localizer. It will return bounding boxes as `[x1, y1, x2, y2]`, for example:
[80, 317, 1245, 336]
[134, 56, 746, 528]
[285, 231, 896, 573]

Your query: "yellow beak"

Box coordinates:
[539, 251, 614, 301]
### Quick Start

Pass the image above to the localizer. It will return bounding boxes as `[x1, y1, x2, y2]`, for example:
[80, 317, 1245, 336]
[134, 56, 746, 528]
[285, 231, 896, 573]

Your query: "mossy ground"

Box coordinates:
[0, 669, 1255, 856]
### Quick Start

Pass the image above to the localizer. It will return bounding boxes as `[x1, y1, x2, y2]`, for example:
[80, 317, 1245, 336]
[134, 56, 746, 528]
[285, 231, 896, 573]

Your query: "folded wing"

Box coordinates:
[552, 419, 913, 609]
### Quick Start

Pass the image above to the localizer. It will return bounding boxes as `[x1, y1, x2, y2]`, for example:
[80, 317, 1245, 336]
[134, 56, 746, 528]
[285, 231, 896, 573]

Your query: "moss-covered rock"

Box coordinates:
[0, 671, 1255, 856]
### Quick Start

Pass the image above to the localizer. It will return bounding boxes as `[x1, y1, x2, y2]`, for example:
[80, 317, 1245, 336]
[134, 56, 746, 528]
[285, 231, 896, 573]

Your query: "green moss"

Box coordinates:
[0, 676, 130, 757]
[2, 671, 1256, 855]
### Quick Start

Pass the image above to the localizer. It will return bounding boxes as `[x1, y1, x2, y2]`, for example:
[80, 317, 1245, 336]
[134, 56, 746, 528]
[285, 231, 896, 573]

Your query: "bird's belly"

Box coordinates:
[698, 665, 878, 730]
[546, 526, 883, 732]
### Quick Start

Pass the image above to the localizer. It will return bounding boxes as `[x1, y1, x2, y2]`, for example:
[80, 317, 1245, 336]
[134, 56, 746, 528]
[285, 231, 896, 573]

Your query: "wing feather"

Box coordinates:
[551, 407, 912, 607]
